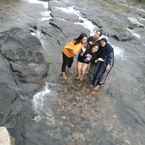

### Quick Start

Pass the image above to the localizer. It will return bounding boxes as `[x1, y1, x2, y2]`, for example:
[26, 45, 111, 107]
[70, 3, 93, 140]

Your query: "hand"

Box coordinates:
[82, 47, 86, 52]
[97, 58, 104, 62]
[95, 59, 98, 63]
[106, 64, 111, 71]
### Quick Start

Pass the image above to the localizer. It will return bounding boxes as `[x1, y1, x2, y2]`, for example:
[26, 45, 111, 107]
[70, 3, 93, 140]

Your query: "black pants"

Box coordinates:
[91, 62, 112, 86]
[62, 53, 74, 72]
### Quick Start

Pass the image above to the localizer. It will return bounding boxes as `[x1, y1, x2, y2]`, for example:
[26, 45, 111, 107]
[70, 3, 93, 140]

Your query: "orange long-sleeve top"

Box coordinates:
[63, 40, 83, 58]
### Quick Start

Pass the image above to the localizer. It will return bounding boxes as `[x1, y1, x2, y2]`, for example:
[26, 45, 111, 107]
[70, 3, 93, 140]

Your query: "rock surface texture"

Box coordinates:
[0, 0, 145, 145]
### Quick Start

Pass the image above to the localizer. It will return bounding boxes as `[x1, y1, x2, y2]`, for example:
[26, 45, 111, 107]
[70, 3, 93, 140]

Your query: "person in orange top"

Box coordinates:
[62, 33, 88, 80]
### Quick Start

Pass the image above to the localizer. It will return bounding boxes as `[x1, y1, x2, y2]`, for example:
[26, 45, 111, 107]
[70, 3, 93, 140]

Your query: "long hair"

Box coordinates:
[74, 33, 87, 45]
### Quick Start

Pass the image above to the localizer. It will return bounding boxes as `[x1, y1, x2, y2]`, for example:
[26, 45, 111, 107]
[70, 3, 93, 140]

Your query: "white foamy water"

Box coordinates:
[41, 11, 51, 17]
[33, 82, 50, 113]
[32, 82, 57, 123]
[137, 8, 145, 13]
[127, 28, 141, 39]
[139, 17, 145, 21]
[112, 45, 125, 60]
[40, 10, 52, 21]
[22, 0, 48, 9]
[41, 17, 51, 21]
[30, 29, 42, 39]
[56, 6, 96, 35]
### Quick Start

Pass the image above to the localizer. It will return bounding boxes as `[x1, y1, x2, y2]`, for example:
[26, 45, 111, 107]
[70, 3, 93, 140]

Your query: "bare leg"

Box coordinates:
[62, 72, 68, 80]
[80, 63, 89, 81]
[77, 62, 83, 80]
[86, 63, 90, 74]
[75, 61, 79, 77]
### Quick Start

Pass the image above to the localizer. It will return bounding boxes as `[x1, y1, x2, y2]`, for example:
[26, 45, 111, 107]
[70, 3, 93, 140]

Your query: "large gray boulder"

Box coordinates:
[0, 28, 49, 95]
[0, 27, 49, 145]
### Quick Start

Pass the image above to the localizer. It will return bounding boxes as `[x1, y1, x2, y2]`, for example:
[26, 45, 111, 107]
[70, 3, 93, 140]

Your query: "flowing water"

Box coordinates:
[0, 0, 145, 145]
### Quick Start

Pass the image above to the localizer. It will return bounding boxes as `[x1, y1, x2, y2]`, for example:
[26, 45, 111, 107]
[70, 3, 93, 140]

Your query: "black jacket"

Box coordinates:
[91, 43, 114, 66]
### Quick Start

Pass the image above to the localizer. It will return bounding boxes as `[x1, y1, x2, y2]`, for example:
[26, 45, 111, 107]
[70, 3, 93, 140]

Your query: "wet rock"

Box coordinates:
[0, 1, 145, 145]
[0, 27, 49, 94]
[51, 7, 79, 23]
[128, 17, 144, 29]
[112, 0, 128, 4]
[50, 18, 89, 41]
[137, 8, 145, 19]
[0, 27, 49, 145]
[111, 30, 134, 41]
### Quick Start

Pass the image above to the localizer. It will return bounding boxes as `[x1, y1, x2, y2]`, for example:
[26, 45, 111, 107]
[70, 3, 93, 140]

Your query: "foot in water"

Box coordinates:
[94, 85, 101, 91]
[89, 85, 101, 96]
[62, 72, 68, 80]
[75, 76, 80, 80]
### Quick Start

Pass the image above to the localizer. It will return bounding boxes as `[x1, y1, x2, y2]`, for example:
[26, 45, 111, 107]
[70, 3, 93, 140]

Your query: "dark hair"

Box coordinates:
[95, 30, 102, 37]
[99, 38, 108, 47]
[74, 33, 87, 45]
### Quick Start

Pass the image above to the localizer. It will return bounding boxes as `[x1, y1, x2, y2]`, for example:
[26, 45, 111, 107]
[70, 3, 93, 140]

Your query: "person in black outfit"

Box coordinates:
[75, 31, 102, 81]
[76, 43, 99, 81]
[91, 38, 114, 91]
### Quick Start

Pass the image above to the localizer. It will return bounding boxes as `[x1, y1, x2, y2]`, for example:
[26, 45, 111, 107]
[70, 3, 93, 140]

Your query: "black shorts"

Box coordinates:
[77, 55, 90, 64]
[62, 53, 74, 72]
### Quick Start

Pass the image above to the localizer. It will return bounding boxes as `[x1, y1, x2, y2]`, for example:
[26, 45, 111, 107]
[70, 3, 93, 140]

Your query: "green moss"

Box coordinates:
[101, 0, 129, 13]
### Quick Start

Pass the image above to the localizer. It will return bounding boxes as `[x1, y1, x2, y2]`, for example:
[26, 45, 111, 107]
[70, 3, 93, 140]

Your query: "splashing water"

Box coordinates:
[55, 6, 96, 35]
[22, 0, 48, 9]
[32, 82, 50, 113]
[112, 45, 125, 60]
[32, 82, 58, 124]
[40, 10, 52, 21]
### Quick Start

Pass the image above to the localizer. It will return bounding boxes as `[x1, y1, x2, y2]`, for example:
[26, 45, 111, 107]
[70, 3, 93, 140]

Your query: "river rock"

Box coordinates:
[111, 30, 134, 41]
[0, 27, 49, 95]
[0, 27, 49, 145]
[128, 17, 144, 29]
[0, 127, 13, 145]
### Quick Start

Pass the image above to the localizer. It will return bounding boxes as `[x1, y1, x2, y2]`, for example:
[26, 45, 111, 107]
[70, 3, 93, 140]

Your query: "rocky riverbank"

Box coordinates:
[0, 0, 145, 145]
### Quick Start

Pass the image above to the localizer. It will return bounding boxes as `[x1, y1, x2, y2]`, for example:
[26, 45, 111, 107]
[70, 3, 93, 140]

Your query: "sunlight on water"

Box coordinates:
[22, 0, 48, 9]
[56, 6, 96, 35]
